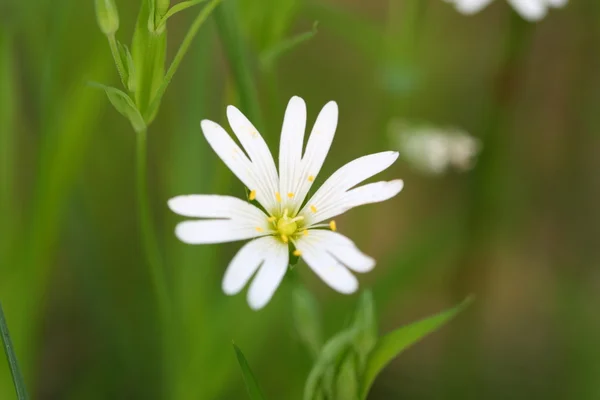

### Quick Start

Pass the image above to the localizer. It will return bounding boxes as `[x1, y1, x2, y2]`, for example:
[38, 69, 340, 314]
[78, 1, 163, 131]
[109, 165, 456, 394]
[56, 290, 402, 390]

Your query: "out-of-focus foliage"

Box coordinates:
[1, 0, 600, 399]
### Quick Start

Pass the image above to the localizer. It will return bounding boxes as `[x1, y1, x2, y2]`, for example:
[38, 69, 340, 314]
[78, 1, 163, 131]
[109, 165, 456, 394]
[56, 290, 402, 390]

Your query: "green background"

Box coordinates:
[1, 0, 599, 398]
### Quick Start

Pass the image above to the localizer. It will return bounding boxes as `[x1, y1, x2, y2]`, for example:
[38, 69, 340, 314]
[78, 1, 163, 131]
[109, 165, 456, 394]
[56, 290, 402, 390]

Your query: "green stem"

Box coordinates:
[0, 302, 29, 400]
[213, 0, 263, 129]
[144, 0, 223, 122]
[136, 128, 171, 327]
[108, 34, 128, 89]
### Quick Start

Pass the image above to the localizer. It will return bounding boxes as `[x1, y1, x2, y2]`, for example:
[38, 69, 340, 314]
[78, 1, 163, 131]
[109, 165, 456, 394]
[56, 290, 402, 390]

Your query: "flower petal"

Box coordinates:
[300, 151, 399, 225]
[446, 0, 494, 14]
[201, 119, 278, 213]
[507, 0, 546, 20]
[278, 96, 307, 212]
[306, 180, 404, 225]
[168, 194, 268, 222]
[246, 237, 289, 310]
[174, 216, 271, 244]
[222, 236, 279, 295]
[227, 106, 280, 212]
[303, 230, 375, 273]
[295, 233, 358, 294]
[288, 101, 338, 215]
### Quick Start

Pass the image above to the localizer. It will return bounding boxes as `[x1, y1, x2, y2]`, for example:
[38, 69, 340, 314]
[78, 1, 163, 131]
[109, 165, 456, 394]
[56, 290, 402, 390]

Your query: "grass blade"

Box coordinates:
[232, 343, 266, 400]
[0, 302, 29, 400]
[360, 296, 474, 399]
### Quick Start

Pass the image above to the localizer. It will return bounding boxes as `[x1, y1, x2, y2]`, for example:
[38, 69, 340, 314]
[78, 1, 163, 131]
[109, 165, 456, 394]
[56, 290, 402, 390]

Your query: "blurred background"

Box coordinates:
[1, 0, 600, 398]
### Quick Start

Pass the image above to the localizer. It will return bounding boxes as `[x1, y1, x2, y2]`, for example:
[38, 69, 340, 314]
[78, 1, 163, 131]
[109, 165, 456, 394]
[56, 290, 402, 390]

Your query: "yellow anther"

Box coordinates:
[287, 192, 295, 198]
[267, 216, 276, 223]
[275, 192, 282, 202]
[329, 220, 337, 231]
[302, 230, 309, 236]
[308, 175, 315, 182]
[310, 205, 317, 213]
[281, 234, 289, 243]
[293, 249, 302, 257]
[249, 190, 256, 201]
[255, 227, 264, 232]
[250, 130, 258, 137]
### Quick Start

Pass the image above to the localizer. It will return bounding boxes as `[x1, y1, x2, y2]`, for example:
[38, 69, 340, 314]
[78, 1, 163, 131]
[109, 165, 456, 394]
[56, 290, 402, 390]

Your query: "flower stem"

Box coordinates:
[144, 0, 223, 122]
[135, 128, 171, 327]
[0, 302, 29, 400]
[107, 34, 128, 90]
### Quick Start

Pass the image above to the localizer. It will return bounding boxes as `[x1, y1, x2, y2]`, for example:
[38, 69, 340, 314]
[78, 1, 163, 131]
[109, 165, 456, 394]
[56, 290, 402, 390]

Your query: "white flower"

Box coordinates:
[168, 96, 403, 310]
[444, 0, 567, 21]
[389, 119, 481, 175]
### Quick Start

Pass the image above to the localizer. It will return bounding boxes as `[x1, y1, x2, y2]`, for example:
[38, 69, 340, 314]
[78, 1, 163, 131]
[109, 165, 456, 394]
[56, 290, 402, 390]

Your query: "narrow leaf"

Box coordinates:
[156, 0, 208, 30]
[292, 285, 323, 358]
[259, 21, 319, 69]
[0, 302, 29, 400]
[360, 296, 474, 399]
[304, 329, 356, 400]
[352, 290, 377, 373]
[232, 343, 266, 400]
[89, 82, 146, 133]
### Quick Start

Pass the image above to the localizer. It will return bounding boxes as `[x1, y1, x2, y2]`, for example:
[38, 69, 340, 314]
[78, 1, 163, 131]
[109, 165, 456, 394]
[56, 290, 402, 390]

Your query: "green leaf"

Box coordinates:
[0, 302, 29, 400]
[335, 352, 359, 400]
[131, 0, 167, 116]
[116, 40, 136, 92]
[232, 343, 266, 400]
[156, 0, 208, 31]
[292, 285, 323, 358]
[89, 82, 146, 133]
[351, 290, 377, 374]
[259, 21, 319, 69]
[360, 296, 474, 399]
[304, 329, 356, 400]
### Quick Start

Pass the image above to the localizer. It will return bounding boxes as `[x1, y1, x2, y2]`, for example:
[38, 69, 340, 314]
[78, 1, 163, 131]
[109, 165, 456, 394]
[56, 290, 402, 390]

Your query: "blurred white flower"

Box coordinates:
[169, 96, 403, 310]
[444, 0, 567, 21]
[389, 119, 481, 175]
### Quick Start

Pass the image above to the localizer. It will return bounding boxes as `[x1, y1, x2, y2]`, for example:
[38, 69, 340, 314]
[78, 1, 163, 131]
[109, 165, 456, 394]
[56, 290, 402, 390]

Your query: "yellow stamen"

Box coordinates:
[291, 215, 304, 222]
[293, 249, 302, 257]
[308, 175, 315, 182]
[249, 190, 256, 201]
[281, 234, 289, 243]
[255, 227, 263, 232]
[275, 192, 282, 202]
[302, 230, 309, 236]
[287, 192, 294, 198]
[267, 216, 276, 223]
[310, 205, 317, 213]
[329, 220, 337, 231]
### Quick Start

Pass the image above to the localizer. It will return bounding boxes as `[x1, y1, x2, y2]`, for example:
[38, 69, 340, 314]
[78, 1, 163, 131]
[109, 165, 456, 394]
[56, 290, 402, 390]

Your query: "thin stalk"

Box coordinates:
[144, 0, 223, 122]
[108, 34, 128, 89]
[213, 0, 263, 128]
[0, 302, 29, 400]
[135, 128, 171, 327]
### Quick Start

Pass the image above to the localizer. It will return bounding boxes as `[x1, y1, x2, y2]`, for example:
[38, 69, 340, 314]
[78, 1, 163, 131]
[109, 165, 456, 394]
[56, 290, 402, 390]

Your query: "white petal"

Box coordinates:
[287, 101, 338, 215]
[295, 234, 358, 294]
[222, 236, 279, 295]
[200, 120, 278, 213]
[303, 230, 375, 273]
[278, 96, 307, 212]
[174, 219, 270, 244]
[307, 180, 404, 225]
[507, 0, 547, 20]
[227, 106, 280, 212]
[247, 238, 289, 310]
[168, 195, 267, 222]
[448, 0, 494, 14]
[545, 0, 567, 8]
[300, 151, 399, 225]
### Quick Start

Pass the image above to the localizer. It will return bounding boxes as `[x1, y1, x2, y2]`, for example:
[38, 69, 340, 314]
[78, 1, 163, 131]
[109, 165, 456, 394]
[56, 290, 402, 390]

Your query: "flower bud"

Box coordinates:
[94, 0, 119, 35]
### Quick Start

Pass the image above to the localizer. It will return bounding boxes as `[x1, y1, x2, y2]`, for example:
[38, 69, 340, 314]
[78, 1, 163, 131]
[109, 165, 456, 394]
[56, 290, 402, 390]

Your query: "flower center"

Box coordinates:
[277, 215, 298, 237]
[271, 208, 304, 243]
